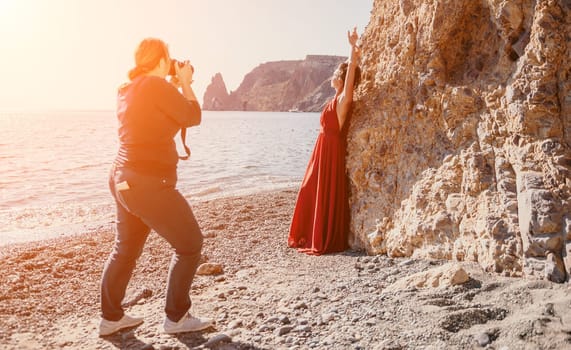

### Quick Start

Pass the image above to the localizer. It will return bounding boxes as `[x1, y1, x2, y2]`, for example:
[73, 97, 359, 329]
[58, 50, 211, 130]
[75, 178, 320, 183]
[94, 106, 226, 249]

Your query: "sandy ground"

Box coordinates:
[2, 188, 571, 350]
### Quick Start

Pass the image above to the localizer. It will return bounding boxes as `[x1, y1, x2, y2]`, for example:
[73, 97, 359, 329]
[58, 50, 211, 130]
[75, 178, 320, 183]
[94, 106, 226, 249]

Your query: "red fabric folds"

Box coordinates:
[288, 98, 350, 255]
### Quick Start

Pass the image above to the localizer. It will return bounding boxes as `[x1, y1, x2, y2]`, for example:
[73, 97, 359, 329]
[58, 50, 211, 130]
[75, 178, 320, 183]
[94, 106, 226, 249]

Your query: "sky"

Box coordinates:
[0, 0, 372, 111]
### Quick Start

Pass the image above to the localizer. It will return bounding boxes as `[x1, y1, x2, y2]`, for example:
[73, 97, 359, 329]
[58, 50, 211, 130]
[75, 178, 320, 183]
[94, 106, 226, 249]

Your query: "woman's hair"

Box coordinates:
[128, 38, 169, 80]
[339, 62, 361, 88]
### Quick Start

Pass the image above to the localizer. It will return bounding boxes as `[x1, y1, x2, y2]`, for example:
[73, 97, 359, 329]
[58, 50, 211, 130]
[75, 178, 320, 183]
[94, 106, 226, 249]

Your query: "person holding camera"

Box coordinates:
[288, 27, 361, 255]
[99, 37, 213, 336]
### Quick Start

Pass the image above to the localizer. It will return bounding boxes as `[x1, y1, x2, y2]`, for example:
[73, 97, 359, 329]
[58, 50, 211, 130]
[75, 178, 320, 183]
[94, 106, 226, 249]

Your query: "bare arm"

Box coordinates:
[164, 61, 201, 127]
[337, 27, 361, 129]
[158, 60, 201, 127]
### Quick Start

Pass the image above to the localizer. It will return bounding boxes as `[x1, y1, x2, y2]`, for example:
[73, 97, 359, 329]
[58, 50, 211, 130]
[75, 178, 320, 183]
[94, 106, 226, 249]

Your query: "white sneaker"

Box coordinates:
[163, 313, 213, 334]
[99, 314, 144, 336]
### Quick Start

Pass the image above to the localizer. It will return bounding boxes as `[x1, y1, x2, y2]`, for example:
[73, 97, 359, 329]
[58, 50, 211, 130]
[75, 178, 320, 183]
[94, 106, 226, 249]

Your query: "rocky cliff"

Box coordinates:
[202, 73, 229, 111]
[202, 55, 347, 112]
[348, 0, 571, 282]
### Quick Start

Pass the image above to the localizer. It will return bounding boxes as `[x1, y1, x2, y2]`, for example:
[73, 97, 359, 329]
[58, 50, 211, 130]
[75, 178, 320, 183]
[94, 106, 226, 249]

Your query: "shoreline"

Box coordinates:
[0, 185, 300, 249]
[2, 188, 571, 349]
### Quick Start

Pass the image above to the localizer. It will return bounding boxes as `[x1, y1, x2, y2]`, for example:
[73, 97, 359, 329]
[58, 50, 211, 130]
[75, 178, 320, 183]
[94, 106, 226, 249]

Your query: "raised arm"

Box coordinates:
[176, 60, 199, 103]
[165, 61, 202, 127]
[337, 27, 361, 129]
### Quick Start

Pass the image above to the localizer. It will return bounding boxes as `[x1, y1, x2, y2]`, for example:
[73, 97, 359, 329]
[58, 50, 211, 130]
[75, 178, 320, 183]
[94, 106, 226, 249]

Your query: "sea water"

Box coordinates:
[0, 110, 319, 245]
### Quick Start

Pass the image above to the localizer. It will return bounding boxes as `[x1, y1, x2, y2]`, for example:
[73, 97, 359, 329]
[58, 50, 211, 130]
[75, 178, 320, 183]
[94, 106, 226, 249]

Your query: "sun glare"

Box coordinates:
[0, 0, 20, 30]
[0, 0, 52, 49]
[0, 0, 35, 25]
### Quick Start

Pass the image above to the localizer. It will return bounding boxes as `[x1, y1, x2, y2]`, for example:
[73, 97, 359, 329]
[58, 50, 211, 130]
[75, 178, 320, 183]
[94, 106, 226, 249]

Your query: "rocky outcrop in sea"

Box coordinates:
[202, 73, 230, 111]
[202, 55, 347, 112]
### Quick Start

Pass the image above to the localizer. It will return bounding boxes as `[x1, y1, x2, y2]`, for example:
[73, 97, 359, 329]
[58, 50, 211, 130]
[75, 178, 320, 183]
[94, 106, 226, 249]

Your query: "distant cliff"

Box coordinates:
[202, 55, 347, 112]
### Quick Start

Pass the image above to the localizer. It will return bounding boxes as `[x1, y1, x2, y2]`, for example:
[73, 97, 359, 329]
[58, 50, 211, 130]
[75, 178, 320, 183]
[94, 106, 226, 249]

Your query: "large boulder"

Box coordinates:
[348, 0, 571, 282]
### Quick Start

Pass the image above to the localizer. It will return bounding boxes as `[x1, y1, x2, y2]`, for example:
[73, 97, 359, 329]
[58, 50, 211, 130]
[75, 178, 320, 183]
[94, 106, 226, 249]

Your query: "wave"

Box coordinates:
[190, 186, 223, 197]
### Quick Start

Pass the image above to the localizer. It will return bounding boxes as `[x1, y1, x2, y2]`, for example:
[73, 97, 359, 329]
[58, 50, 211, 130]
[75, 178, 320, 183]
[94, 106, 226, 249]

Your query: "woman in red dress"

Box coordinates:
[288, 28, 361, 255]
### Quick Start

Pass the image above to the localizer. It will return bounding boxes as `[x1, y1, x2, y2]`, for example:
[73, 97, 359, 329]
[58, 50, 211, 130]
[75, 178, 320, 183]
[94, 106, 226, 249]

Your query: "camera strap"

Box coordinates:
[179, 128, 191, 160]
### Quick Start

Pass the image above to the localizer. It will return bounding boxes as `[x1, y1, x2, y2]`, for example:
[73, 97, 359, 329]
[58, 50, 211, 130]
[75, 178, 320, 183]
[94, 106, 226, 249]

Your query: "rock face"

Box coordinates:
[347, 0, 571, 282]
[202, 55, 347, 112]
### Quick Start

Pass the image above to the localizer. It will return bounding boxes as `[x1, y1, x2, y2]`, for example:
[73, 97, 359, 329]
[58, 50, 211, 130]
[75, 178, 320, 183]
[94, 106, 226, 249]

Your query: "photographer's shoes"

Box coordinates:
[163, 313, 214, 334]
[99, 314, 144, 336]
[98, 312, 213, 336]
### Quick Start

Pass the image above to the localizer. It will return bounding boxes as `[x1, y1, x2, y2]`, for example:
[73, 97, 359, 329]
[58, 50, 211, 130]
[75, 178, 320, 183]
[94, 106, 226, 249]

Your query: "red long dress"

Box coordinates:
[288, 97, 350, 255]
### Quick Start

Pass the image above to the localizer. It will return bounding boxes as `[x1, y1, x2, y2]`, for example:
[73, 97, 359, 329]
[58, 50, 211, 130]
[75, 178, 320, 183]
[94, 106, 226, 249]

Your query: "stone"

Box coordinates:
[203, 333, 232, 348]
[545, 252, 566, 283]
[227, 320, 243, 329]
[474, 332, 491, 347]
[384, 263, 471, 292]
[274, 326, 293, 336]
[196, 263, 224, 276]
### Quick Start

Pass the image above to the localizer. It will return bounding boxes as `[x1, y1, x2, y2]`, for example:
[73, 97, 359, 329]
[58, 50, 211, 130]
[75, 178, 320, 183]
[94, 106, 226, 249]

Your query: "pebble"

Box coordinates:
[330, 295, 343, 302]
[275, 325, 293, 336]
[196, 263, 224, 276]
[543, 303, 555, 316]
[293, 302, 308, 310]
[227, 320, 243, 329]
[321, 313, 335, 323]
[293, 325, 311, 333]
[203, 333, 232, 348]
[265, 316, 279, 323]
[7, 190, 568, 350]
[203, 232, 217, 238]
[399, 259, 415, 267]
[475, 332, 491, 347]
[311, 300, 322, 307]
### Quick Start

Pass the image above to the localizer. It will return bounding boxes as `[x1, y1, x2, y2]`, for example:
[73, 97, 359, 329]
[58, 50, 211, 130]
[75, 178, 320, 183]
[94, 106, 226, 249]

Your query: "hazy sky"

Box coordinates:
[0, 0, 372, 111]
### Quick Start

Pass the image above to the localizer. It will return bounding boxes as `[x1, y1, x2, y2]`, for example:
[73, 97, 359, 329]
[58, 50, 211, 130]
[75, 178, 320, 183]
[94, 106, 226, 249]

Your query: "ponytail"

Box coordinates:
[128, 65, 149, 81]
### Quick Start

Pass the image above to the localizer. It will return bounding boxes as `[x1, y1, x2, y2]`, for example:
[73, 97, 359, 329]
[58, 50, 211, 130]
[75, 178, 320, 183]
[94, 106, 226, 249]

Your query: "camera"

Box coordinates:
[169, 59, 194, 76]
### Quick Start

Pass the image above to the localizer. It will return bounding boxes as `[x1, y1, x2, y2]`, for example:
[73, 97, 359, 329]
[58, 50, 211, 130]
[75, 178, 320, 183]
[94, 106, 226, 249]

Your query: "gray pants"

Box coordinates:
[101, 166, 203, 322]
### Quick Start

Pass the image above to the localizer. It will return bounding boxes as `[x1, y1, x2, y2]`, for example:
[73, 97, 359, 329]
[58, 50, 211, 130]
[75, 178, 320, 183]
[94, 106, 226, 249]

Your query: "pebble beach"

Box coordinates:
[2, 188, 571, 350]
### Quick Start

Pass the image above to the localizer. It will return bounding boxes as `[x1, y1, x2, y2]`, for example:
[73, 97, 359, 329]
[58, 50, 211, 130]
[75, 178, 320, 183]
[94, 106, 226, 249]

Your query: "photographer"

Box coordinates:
[99, 37, 212, 336]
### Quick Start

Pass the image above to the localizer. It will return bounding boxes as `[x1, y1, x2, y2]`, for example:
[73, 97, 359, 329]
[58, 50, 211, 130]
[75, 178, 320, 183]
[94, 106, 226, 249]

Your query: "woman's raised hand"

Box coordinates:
[347, 27, 361, 63]
[348, 27, 359, 48]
